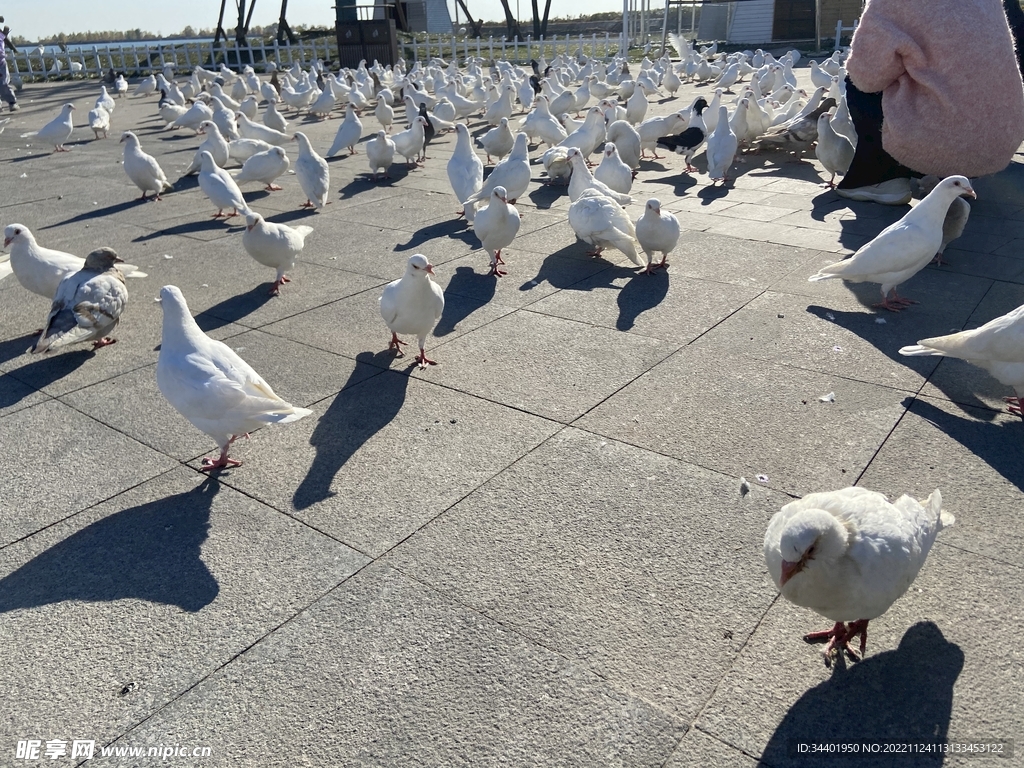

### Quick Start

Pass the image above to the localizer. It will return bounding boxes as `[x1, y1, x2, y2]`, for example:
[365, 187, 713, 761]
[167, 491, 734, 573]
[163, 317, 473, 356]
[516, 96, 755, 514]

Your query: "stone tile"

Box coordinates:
[527, 269, 761, 343]
[696, 284, 990, 392]
[712, 202, 798, 222]
[696, 545, 1021, 767]
[0, 399, 177, 546]
[577, 346, 907, 496]
[0, 371, 52, 418]
[104, 565, 683, 766]
[858, 397, 1024, 568]
[924, 248, 1024, 284]
[385, 428, 784, 720]
[428, 310, 674, 422]
[663, 729, 760, 767]
[703, 217, 794, 243]
[668, 231, 822, 289]
[209, 373, 560, 557]
[0, 467, 367, 750]
[261, 284, 515, 370]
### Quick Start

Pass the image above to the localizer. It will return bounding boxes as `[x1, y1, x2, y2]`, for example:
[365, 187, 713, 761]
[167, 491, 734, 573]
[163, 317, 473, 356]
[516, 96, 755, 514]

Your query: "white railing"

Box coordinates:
[407, 32, 623, 64]
[7, 30, 625, 81]
[834, 18, 859, 49]
[7, 36, 340, 81]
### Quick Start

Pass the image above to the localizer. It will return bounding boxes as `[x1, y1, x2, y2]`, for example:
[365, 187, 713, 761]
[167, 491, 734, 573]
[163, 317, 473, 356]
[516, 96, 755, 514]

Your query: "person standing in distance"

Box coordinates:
[0, 15, 20, 112]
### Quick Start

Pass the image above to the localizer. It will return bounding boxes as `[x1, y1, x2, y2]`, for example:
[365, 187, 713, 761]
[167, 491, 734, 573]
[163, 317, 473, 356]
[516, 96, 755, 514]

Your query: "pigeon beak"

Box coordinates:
[963, 187, 977, 200]
[426, 264, 435, 275]
[2, 237, 11, 248]
[779, 559, 803, 587]
[114, 256, 125, 263]
[247, 223, 255, 231]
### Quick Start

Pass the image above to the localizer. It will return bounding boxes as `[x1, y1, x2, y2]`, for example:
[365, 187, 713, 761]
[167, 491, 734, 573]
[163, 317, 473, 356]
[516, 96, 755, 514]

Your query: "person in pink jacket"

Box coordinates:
[837, 0, 1024, 204]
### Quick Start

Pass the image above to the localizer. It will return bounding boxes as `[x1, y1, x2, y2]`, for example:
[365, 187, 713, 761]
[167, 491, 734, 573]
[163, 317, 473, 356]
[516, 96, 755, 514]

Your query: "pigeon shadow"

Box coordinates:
[264, 208, 321, 225]
[617, 269, 669, 331]
[44, 199, 154, 228]
[337, 175, 396, 200]
[292, 356, 410, 511]
[193, 285, 276, 334]
[133, 217, 245, 241]
[647, 171, 699, 198]
[0, 347, 94, 392]
[805, 304, 997, 418]
[521, 243, 625, 292]
[435, 266, 496, 336]
[526, 182, 567, 210]
[901, 396, 1024, 494]
[0, 333, 40, 366]
[395, 218, 476, 252]
[759, 622, 962, 768]
[0, 477, 220, 614]
[10, 152, 52, 163]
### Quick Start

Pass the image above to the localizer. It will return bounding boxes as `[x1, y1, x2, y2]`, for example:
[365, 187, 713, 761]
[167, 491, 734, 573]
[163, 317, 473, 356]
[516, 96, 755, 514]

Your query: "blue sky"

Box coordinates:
[3, 0, 625, 40]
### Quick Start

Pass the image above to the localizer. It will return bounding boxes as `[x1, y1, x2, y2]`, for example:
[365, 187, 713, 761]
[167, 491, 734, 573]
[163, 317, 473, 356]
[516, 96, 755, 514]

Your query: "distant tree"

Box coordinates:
[180, 25, 196, 38]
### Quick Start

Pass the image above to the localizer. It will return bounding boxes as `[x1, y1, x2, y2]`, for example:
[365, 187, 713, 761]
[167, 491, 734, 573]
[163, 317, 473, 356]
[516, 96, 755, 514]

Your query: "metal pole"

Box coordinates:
[815, 0, 821, 52]
[622, 0, 628, 54]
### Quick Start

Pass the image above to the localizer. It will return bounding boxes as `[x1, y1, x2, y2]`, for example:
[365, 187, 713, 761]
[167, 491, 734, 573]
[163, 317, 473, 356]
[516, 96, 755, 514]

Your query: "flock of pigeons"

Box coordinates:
[1, 33, 1019, 667]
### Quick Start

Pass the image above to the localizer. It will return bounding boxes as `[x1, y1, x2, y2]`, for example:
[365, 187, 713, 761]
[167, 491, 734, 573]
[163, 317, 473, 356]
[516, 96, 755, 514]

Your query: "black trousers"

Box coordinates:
[836, 78, 917, 189]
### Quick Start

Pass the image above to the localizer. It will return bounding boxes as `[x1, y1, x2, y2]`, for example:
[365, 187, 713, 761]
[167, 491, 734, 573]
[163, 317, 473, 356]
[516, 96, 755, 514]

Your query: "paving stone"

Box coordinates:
[209, 373, 560, 557]
[526, 268, 761, 342]
[858, 397, 1024, 568]
[577, 345, 907, 496]
[427, 310, 674, 422]
[102, 564, 683, 767]
[385, 428, 784, 720]
[0, 467, 367, 749]
[697, 282, 991, 392]
[0, 399, 176, 546]
[663, 729, 760, 767]
[696, 545, 1022, 767]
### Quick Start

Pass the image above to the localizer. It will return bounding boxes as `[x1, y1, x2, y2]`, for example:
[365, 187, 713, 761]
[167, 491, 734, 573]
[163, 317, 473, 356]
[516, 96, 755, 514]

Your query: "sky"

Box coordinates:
[2, 0, 627, 41]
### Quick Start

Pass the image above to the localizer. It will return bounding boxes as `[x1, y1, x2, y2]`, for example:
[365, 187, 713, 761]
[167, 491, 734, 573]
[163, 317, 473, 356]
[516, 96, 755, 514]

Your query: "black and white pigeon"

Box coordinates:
[418, 103, 437, 157]
[656, 97, 708, 172]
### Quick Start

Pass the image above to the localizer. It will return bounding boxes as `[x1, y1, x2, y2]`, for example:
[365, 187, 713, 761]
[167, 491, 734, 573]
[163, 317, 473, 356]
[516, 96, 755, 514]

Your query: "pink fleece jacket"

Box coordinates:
[847, 0, 1024, 177]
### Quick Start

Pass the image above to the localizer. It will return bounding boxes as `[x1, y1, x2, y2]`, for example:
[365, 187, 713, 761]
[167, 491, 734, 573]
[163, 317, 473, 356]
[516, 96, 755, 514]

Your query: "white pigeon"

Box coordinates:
[263, 100, 289, 133]
[478, 117, 515, 163]
[198, 150, 252, 219]
[366, 130, 396, 181]
[183, 121, 230, 175]
[236, 112, 289, 145]
[374, 94, 394, 132]
[520, 95, 568, 148]
[87, 106, 110, 139]
[379, 254, 445, 369]
[233, 146, 291, 191]
[815, 111, 855, 188]
[2, 224, 145, 302]
[241, 213, 314, 294]
[473, 186, 522, 276]
[809, 176, 976, 311]
[764, 486, 953, 664]
[120, 131, 174, 201]
[31, 248, 127, 353]
[293, 132, 330, 210]
[463, 132, 531, 206]
[132, 74, 157, 97]
[326, 105, 363, 156]
[637, 110, 687, 159]
[156, 285, 313, 470]
[900, 304, 1024, 416]
[605, 119, 642, 170]
[635, 198, 680, 273]
[238, 95, 259, 120]
[625, 83, 649, 124]
[567, 148, 633, 205]
[568, 189, 644, 269]
[705, 105, 739, 183]
[228, 137, 274, 163]
[166, 100, 213, 133]
[594, 143, 633, 194]
[917, 175, 971, 265]
[23, 103, 75, 151]
[96, 86, 115, 113]
[391, 116, 427, 167]
[541, 145, 573, 186]
[448, 123, 484, 224]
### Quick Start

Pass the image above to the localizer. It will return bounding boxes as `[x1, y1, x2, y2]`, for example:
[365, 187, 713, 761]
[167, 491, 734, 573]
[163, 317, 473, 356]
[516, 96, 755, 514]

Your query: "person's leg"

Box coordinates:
[837, 77, 914, 189]
[0, 59, 17, 108]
